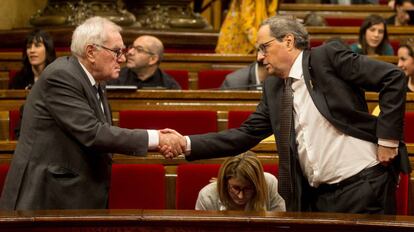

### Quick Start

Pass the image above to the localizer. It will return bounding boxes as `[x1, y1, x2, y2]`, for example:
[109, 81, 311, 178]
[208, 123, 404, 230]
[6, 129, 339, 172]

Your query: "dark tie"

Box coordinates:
[95, 84, 106, 116]
[278, 77, 294, 205]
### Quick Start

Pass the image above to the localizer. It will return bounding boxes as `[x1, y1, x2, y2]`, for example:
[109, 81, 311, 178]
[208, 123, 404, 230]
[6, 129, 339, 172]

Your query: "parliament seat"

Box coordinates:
[108, 164, 165, 209]
[396, 173, 409, 215]
[405, 112, 414, 143]
[0, 163, 9, 195]
[119, 110, 217, 135]
[324, 17, 364, 27]
[164, 70, 189, 90]
[197, 70, 233, 89]
[227, 110, 254, 129]
[9, 109, 20, 140]
[175, 163, 278, 210]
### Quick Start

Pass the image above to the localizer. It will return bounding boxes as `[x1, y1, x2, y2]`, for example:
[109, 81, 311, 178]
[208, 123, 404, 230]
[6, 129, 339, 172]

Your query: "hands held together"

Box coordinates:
[158, 128, 186, 159]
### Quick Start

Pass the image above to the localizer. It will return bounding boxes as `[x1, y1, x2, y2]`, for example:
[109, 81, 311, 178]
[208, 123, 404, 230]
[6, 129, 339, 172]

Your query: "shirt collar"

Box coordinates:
[78, 60, 97, 87]
[288, 51, 304, 81]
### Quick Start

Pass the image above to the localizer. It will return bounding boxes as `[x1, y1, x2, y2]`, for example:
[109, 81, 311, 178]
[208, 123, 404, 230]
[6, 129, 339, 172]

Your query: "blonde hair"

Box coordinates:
[217, 152, 268, 211]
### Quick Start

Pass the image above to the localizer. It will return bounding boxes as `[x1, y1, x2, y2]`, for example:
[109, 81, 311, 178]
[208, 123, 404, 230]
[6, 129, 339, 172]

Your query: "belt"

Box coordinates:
[315, 164, 387, 192]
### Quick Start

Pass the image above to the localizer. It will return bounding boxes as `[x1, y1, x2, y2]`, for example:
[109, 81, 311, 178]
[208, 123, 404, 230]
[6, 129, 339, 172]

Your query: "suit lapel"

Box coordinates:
[302, 50, 333, 121]
[71, 57, 110, 124]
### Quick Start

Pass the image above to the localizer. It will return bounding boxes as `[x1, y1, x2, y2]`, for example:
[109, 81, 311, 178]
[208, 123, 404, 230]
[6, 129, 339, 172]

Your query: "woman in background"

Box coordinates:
[350, 14, 394, 56]
[9, 29, 56, 89]
[195, 152, 285, 211]
[397, 41, 414, 92]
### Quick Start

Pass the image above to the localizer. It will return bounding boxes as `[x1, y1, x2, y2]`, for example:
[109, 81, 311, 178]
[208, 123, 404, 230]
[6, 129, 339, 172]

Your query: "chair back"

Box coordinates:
[109, 164, 165, 209]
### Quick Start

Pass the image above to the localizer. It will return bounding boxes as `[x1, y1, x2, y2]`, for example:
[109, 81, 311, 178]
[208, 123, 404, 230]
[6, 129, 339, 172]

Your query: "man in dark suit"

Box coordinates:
[220, 61, 267, 90]
[0, 17, 183, 210]
[161, 15, 410, 214]
[107, 35, 181, 89]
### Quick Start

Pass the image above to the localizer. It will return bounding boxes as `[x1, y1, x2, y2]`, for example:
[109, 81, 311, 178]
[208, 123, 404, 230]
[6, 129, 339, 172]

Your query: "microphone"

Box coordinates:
[219, 83, 263, 91]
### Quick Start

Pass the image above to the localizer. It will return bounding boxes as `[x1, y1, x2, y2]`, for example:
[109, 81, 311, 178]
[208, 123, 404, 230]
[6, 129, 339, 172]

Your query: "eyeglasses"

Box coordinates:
[257, 38, 276, 55]
[228, 183, 255, 196]
[93, 44, 127, 59]
[128, 45, 154, 55]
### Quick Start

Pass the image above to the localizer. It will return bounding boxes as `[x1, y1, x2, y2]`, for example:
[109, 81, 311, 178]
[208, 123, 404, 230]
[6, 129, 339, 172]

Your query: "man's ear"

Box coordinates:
[85, 44, 96, 63]
[284, 34, 295, 50]
[148, 54, 159, 66]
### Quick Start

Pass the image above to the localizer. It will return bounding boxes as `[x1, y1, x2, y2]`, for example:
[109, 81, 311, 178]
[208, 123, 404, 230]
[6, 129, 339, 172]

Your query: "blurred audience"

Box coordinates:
[195, 152, 286, 211]
[9, 29, 56, 89]
[107, 35, 181, 89]
[220, 61, 268, 90]
[386, 0, 414, 26]
[303, 12, 327, 26]
[397, 40, 414, 92]
[350, 14, 393, 55]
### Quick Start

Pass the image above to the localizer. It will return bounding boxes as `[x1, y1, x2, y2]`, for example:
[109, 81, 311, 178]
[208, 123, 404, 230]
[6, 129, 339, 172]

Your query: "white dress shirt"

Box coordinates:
[290, 52, 378, 187]
[79, 61, 159, 150]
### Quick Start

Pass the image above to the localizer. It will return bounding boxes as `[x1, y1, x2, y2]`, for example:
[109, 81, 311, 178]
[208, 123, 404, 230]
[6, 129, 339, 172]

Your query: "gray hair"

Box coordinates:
[71, 16, 122, 58]
[261, 16, 309, 50]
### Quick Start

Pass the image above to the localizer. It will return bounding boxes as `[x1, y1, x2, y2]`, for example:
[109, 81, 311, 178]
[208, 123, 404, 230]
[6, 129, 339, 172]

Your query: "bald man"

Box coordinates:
[107, 35, 181, 89]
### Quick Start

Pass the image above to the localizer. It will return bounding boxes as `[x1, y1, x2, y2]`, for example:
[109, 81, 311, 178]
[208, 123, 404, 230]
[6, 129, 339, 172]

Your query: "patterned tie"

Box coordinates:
[278, 77, 294, 205]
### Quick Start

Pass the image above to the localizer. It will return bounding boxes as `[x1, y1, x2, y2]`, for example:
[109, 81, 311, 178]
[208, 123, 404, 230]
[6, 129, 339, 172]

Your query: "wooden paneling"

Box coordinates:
[1, 209, 414, 231]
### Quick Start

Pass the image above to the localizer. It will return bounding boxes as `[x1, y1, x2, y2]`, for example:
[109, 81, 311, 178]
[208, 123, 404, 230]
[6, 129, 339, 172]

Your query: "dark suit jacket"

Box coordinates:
[0, 56, 149, 210]
[220, 63, 260, 90]
[186, 41, 409, 211]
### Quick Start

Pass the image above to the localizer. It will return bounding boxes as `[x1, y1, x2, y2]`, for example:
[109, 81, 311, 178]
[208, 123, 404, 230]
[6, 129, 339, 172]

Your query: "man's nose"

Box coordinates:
[117, 53, 127, 63]
[257, 52, 265, 62]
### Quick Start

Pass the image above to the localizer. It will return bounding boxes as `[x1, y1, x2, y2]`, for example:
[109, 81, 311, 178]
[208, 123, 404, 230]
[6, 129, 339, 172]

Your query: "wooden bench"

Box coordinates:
[0, 90, 412, 139]
[0, 52, 399, 89]
[1, 209, 414, 232]
[278, 3, 394, 22]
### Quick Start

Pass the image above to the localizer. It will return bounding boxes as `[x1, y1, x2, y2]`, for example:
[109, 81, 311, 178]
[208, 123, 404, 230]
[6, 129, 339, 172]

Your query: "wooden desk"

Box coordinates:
[279, 3, 393, 17]
[0, 90, 412, 138]
[0, 209, 413, 232]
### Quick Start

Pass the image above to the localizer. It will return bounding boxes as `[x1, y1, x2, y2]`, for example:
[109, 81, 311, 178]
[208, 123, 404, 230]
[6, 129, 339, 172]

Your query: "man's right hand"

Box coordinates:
[158, 128, 186, 159]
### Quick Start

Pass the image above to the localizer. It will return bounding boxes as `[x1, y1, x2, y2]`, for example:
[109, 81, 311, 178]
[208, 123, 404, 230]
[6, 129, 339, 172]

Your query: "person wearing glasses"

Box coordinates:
[160, 15, 409, 214]
[195, 152, 285, 211]
[0, 16, 184, 210]
[107, 35, 181, 89]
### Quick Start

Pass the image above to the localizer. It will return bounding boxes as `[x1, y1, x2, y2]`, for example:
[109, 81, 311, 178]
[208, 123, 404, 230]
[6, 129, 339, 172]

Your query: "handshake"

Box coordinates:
[158, 128, 187, 159]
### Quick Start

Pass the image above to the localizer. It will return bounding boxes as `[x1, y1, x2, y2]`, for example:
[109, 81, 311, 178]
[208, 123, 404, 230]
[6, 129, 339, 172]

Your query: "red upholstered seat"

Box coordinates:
[109, 164, 165, 209]
[0, 164, 10, 195]
[197, 70, 233, 89]
[404, 112, 414, 143]
[227, 110, 253, 129]
[119, 110, 217, 135]
[325, 17, 365, 26]
[396, 173, 409, 215]
[389, 40, 400, 55]
[9, 110, 20, 140]
[164, 70, 189, 90]
[175, 163, 278, 209]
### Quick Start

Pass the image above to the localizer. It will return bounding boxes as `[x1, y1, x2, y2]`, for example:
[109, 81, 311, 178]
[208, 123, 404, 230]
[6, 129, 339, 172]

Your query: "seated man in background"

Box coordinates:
[196, 152, 285, 211]
[220, 61, 268, 90]
[107, 35, 181, 89]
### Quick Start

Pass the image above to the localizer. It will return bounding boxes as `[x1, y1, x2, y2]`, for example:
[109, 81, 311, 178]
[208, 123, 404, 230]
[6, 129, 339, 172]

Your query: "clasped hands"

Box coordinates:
[158, 128, 186, 159]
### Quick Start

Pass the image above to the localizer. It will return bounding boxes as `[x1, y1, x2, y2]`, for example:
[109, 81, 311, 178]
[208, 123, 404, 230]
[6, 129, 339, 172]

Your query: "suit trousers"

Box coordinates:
[309, 164, 398, 214]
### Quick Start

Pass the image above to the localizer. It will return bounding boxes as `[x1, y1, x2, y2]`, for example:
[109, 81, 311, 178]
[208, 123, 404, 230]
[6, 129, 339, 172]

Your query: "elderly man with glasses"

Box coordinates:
[107, 35, 181, 89]
[0, 16, 184, 210]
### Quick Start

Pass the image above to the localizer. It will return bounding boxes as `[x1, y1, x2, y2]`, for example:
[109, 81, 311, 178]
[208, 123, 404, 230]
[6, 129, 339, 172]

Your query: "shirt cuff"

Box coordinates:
[147, 130, 159, 150]
[378, 138, 399, 148]
[185, 136, 191, 155]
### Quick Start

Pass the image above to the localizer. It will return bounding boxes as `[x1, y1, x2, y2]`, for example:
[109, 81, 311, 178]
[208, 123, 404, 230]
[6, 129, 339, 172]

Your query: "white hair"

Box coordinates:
[70, 16, 122, 58]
